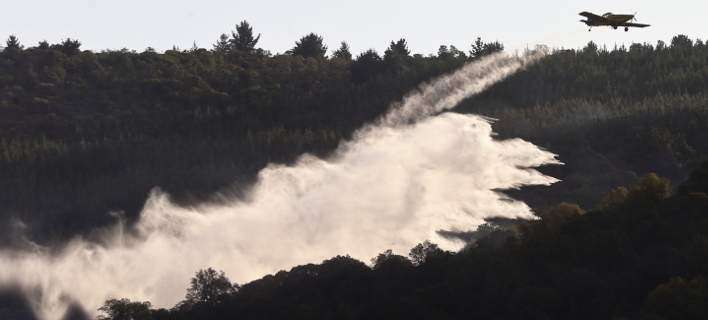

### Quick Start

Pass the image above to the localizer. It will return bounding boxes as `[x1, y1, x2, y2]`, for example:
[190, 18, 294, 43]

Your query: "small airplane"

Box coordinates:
[579, 12, 650, 32]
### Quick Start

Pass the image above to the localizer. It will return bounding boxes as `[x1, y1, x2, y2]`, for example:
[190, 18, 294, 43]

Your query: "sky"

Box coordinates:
[2, 0, 706, 55]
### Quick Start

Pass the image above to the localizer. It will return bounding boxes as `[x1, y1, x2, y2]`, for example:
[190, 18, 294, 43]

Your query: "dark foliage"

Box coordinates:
[230, 21, 260, 53]
[2, 28, 708, 320]
[2, 21, 708, 320]
[1, 31, 707, 249]
[98, 299, 151, 320]
[180, 268, 238, 309]
[0, 29, 472, 244]
[332, 42, 352, 61]
[100, 168, 708, 320]
[289, 33, 328, 59]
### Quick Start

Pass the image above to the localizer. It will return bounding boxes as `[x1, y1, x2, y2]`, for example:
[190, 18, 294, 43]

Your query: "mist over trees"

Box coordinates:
[2, 22, 708, 319]
[94, 166, 708, 320]
[2, 28, 707, 245]
[0, 27, 514, 244]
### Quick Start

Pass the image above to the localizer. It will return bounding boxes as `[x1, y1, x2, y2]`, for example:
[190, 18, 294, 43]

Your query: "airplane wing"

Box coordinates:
[619, 22, 650, 28]
[579, 11, 612, 24]
[579, 12, 604, 20]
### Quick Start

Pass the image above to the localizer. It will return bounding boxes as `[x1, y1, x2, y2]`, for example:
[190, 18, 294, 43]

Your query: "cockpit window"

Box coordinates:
[602, 12, 613, 17]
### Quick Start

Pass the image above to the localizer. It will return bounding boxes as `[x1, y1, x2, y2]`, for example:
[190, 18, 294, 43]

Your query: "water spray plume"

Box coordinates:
[0, 50, 557, 320]
[378, 51, 546, 127]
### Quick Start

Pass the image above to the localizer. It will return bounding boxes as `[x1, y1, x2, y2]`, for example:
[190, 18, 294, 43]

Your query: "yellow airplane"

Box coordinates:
[579, 12, 650, 32]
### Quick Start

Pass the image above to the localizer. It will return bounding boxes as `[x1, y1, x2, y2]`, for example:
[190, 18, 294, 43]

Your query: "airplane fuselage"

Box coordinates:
[579, 11, 650, 31]
[603, 14, 635, 24]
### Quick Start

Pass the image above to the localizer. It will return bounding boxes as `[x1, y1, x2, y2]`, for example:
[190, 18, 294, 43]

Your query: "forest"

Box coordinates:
[1, 20, 708, 319]
[95, 167, 708, 320]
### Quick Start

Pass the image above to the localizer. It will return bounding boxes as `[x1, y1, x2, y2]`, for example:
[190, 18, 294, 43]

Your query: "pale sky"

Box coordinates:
[2, 0, 706, 55]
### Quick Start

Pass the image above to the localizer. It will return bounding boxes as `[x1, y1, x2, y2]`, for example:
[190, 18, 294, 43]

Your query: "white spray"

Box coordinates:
[0, 51, 558, 320]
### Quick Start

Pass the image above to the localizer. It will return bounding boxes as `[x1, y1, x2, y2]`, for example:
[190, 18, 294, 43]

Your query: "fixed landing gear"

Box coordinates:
[625, 27, 629, 32]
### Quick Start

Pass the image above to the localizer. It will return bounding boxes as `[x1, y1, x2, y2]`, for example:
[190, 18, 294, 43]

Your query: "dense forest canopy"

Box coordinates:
[0, 23, 706, 243]
[2, 20, 708, 320]
[2, 29, 706, 244]
[0, 26, 507, 243]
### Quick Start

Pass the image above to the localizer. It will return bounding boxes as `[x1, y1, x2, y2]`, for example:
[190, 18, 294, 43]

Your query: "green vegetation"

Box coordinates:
[2, 22, 708, 320]
[2, 30, 706, 244]
[0, 28, 474, 242]
[460, 36, 708, 208]
[1, 26, 707, 246]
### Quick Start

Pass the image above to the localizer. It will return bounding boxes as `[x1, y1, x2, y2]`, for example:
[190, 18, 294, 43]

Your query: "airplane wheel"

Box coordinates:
[625, 27, 629, 32]
[613, 26, 618, 30]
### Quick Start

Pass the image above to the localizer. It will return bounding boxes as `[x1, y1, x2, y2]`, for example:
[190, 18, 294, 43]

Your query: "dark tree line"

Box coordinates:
[0, 25, 501, 245]
[0, 24, 707, 252]
[1, 22, 708, 320]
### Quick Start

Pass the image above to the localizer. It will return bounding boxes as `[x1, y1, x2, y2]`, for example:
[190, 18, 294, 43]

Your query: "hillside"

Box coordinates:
[2, 26, 708, 320]
[2, 33, 707, 245]
[103, 165, 708, 320]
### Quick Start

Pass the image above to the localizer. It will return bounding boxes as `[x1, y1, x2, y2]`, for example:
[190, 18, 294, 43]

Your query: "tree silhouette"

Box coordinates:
[98, 299, 152, 320]
[384, 38, 410, 61]
[332, 41, 352, 60]
[183, 268, 238, 307]
[384, 38, 411, 73]
[4, 35, 22, 52]
[289, 33, 327, 59]
[371, 249, 412, 270]
[230, 20, 260, 52]
[408, 240, 442, 266]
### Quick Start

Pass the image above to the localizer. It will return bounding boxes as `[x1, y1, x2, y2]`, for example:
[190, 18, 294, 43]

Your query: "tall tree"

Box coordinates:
[332, 41, 352, 61]
[289, 33, 327, 59]
[384, 38, 410, 61]
[230, 20, 260, 52]
[4, 35, 23, 52]
[183, 268, 238, 307]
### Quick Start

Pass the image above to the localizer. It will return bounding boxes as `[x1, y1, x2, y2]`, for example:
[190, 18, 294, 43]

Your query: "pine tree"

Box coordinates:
[384, 38, 410, 61]
[230, 21, 260, 52]
[5, 35, 23, 52]
[289, 33, 327, 59]
[332, 42, 352, 60]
